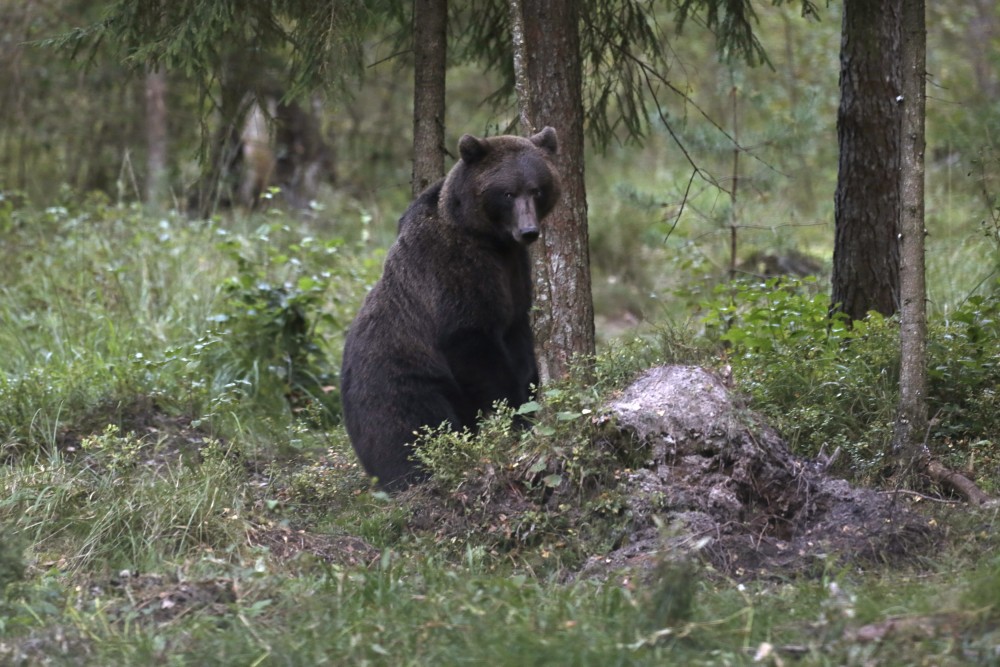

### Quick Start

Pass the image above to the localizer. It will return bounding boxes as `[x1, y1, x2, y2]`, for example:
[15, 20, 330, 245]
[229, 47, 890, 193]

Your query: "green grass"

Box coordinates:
[0, 174, 999, 665]
[3, 533, 999, 665]
[4, 3, 1000, 661]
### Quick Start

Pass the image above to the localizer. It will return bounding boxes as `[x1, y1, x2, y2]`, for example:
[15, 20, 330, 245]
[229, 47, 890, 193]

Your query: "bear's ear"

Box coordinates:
[458, 134, 490, 164]
[530, 127, 558, 156]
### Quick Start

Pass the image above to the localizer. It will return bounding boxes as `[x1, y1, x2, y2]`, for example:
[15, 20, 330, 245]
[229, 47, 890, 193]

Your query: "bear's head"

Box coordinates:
[443, 127, 561, 246]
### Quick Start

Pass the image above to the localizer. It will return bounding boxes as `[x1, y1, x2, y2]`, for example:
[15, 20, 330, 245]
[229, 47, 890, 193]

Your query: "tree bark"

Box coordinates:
[892, 0, 928, 460]
[412, 0, 447, 197]
[508, 0, 595, 382]
[924, 460, 994, 507]
[886, 0, 993, 506]
[191, 56, 260, 216]
[508, 0, 535, 134]
[831, 0, 902, 323]
[891, 1, 992, 507]
[144, 65, 169, 209]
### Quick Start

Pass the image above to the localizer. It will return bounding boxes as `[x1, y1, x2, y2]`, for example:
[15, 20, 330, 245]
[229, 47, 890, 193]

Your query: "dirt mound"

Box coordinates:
[581, 365, 934, 578]
[400, 365, 935, 580]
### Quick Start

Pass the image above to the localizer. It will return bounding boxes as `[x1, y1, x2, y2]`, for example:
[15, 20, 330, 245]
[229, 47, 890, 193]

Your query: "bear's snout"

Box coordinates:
[518, 227, 540, 244]
[513, 196, 541, 245]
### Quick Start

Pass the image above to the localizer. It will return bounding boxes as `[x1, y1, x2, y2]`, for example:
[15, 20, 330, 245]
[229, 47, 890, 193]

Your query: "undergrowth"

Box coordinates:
[407, 391, 636, 575]
[0, 195, 998, 665]
[2, 427, 249, 571]
[0, 198, 379, 456]
[701, 275, 1000, 486]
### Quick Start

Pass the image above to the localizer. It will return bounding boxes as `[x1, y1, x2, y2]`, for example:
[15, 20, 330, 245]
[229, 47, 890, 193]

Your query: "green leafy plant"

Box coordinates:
[701, 277, 898, 475]
[702, 276, 852, 355]
[401, 383, 646, 573]
[928, 293, 1000, 438]
[412, 412, 519, 492]
[198, 221, 348, 424]
[80, 424, 143, 476]
[700, 274, 1000, 483]
[923, 292, 1000, 483]
[1, 430, 249, 571]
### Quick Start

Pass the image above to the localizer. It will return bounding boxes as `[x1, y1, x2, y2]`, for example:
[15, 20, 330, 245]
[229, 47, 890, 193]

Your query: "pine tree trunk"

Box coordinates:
[412, 0, 447, 197]
[831, 0, 902, 322]
[892, 0, 928, 459]
[508, 0, 595, 382]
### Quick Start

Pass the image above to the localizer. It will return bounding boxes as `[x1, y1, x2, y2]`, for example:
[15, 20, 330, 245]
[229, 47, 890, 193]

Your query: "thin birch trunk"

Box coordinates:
[893, 0, 927, 460]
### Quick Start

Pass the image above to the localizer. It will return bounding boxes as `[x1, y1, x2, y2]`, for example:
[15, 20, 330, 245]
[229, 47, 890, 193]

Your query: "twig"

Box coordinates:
[876, 489, 960, 504]
[663, 168, 697, 243]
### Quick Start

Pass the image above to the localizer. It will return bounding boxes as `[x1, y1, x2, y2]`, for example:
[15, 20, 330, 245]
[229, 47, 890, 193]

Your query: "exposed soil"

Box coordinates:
[247, 522, 380, 566]
[582, 365, 936, 579]
[401, 365, 937, 581]
[103, 570, 239, 624]
[50, 394, 210, 469]
[2, 369, 952, 664]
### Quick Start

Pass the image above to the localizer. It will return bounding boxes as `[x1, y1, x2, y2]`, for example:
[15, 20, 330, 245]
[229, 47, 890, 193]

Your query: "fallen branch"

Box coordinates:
[923, 458, 995, 507]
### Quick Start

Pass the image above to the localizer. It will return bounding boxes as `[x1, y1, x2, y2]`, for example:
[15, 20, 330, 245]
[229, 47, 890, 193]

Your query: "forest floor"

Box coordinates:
[6, 365, 996, 666]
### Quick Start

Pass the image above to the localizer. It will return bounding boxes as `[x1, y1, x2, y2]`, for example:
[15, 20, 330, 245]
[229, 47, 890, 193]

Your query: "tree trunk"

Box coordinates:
[508, 0, 535, 134]
[831, 0, 902, 323]
[144, 65, 169, 209]
[892, 0, 928, 459]
[508, 0, 595, 382]
[891, 0, 992, 506]
[412, 0, 447, 197]
[191, 57, 258, 217]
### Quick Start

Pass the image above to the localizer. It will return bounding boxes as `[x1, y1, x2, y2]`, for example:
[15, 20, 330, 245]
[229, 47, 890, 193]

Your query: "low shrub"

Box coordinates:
[700, 276, 1000, 482]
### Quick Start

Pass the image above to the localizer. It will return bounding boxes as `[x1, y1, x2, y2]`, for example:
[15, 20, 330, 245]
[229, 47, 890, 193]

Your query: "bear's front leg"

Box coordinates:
[442, 328, 534, 429]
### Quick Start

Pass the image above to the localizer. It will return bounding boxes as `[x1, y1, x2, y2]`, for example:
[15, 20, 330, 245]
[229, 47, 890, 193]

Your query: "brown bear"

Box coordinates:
[340, 127, 561, 490]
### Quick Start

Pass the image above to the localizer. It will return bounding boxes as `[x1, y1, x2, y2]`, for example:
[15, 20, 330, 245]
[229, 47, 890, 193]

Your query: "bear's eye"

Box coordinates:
[531, 188, 543, 199]
[504, 192, 514, 200]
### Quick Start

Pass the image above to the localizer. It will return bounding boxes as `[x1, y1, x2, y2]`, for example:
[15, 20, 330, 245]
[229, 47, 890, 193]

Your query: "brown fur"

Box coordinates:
[340, 128, 561, 490]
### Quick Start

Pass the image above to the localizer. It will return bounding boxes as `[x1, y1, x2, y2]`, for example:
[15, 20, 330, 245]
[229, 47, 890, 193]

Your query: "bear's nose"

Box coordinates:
[519, 227, 540, 244]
